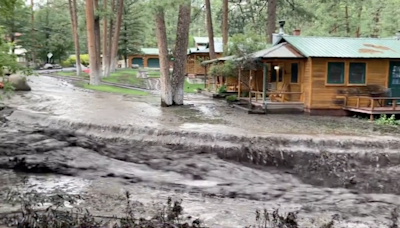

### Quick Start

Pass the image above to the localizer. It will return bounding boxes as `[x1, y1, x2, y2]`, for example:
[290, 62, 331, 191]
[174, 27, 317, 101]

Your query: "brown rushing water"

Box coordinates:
[1, 75, 400, 228]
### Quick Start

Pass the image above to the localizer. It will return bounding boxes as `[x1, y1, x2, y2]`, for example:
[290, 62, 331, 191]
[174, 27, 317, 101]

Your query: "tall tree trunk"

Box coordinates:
[94, 0, 102, 76]
[172, 2, 191, 105]
[222, 0, 228, 53]
[102, 0, 108, 77]
[345, 5, 350, 36]
[355, 6, 363, 37]
[104, 0, 115, 77]
[266, 0, 277, 43]
[155, 8, 172, 106]
[204, 0, 216, 60]
[68, 0, 82, 76]
[110, 0, 123, 73]
[85, 0, 100, 85]
[30, 0, 36, 67]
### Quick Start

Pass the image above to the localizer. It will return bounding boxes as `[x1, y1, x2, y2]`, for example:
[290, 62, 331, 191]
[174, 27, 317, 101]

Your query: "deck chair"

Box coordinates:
[270, 83, 289, 102]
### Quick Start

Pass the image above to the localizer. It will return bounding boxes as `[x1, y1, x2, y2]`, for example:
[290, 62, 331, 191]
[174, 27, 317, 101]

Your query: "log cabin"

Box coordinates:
[204, 34, 400, 118]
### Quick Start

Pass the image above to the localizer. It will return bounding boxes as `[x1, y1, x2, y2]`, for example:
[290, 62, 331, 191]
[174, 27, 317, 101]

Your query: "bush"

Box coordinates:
[2, 189, 203, 228]
[226, 95, 238, 102]
[218, 85, 227, 94]
[61, 54, 90, 67]
[376, 114, 399, 126]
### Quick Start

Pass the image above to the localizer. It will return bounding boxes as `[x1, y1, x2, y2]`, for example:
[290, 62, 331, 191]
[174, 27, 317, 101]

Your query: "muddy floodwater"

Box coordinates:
[1, 75, 400, 228]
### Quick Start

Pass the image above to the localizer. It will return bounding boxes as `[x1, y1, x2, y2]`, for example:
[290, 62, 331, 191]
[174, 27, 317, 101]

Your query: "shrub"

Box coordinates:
[218, 85, 227, 94]
[62, 54, 90, 67]
[226, 95, 237, 102]
[376, 114, 399, 126]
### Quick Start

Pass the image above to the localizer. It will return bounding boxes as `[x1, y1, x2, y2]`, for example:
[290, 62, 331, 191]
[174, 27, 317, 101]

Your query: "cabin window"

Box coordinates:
[327, 62, 345, 84]
[348, 62, 366, 84]
[291, 63, 299, 83]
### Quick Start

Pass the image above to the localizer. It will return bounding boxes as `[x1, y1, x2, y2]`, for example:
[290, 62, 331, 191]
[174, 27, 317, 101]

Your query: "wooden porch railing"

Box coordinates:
[340, 95, 400, 120]
[343, 96, 400, 110]
[250, 90, 303, 102]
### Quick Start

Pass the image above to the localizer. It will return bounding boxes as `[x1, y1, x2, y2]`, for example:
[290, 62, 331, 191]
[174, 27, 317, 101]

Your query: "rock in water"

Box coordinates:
[8, 74, 31, 91]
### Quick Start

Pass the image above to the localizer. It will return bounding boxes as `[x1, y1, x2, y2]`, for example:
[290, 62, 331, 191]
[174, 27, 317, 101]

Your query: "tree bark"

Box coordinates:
[222, 0, 228, 52]
[204, 0, 216, 60]
[266, 0, 277, 43]
[155, 8, 172, 106]
[94, 0, 102, 76]
[68, 0, 82, 76]
[110, 0, 123, 73]
[172, 2, 191, 105]
[104, 0, 115, 77]
[102, 0, 108, 77]
[30, 0, 36, 67]
[85, 0, 100, 85]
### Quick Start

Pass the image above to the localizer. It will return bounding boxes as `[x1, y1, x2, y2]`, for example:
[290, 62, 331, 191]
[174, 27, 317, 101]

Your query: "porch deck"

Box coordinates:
[238, 98, 304, 114]
[342, 96, 400, 120]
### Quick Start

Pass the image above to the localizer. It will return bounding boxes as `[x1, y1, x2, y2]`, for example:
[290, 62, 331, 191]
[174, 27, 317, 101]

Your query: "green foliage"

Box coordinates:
[218, 85, 227, 94]
[0, 28, 31, 99]
[375, 114, 400, 126]
[208, 61, 237, 78]
[227, 33, 266, 57]
[225, 95, 237, 102]
[62, 54, 89, 67]
[118, 0, 147, 58]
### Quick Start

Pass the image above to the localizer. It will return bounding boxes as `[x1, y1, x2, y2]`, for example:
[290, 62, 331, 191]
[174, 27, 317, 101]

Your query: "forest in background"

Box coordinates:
[1, 0, 400, 65]
[2, 0, 400, 106]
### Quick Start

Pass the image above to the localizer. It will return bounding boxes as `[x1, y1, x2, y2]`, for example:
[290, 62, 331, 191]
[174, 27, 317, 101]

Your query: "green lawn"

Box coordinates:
[184, 81, 205, 93]
[81, 83, 149, 96]
[58, 69, 203, 94]
[57, 71, 89, 78]
[102, 69, 160, 87]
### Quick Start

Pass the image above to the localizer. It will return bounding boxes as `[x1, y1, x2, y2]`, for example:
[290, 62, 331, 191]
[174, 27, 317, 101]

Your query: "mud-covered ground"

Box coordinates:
[7, 75, 400, 136]
[1, 76, 400, 227]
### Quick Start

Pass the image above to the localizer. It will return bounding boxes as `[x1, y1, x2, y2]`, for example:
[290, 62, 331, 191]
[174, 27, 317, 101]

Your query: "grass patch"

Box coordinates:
[102, 69, 159, 87]
[102, 69, 143, 87]
[80, 82, 148, 96]
[58, 69, 202, 94]
[56, 71, 89, 78]
[184, 81, 204, 93]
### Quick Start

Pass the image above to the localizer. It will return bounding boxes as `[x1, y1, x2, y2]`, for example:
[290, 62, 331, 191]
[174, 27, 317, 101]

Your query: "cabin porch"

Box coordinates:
[237, 59, 305, 113]
[341, 95, 400, 120]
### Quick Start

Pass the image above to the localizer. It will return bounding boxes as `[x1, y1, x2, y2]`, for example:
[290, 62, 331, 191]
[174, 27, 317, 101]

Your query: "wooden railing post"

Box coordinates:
[371, 98, 375, 111]
[393, 99, 397, 110]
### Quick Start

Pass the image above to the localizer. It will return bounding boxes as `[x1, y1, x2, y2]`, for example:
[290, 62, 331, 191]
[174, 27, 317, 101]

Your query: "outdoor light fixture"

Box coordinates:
[274, 66, 280, 70]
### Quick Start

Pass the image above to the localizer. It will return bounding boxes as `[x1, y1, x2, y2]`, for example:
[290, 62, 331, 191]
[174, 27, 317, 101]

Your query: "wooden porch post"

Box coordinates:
[204, 65, 207, 89]
[262, 63, 267, 102]
[249, 70, 253, 108]
[238, 67, 241, 98]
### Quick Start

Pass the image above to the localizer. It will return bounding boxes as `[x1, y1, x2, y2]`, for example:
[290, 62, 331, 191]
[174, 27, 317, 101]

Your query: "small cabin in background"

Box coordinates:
[203, 33, 400, 118]
[185, 37, 224, 81]
[193, 37, 223, 49]
[128, 48, 160, 68]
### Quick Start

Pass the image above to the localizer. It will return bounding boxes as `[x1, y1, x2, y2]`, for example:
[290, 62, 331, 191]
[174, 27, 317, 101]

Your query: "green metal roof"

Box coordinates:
[279, 36, 400, 58]
[141, 48, 159, 55]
